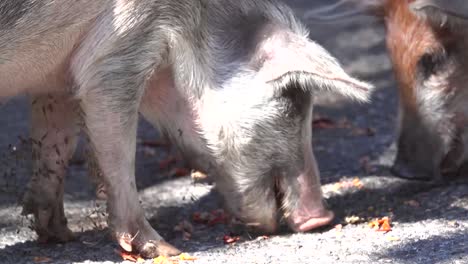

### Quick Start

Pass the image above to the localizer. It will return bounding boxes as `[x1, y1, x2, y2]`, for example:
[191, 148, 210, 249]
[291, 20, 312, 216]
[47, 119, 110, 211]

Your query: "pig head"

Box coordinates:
[308, 0, 468, 181]
[141, 22, 374, 234]
[378, 0, 468, 181]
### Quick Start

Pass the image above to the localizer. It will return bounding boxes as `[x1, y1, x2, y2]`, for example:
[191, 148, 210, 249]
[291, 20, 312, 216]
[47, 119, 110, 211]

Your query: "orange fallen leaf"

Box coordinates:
[379, 219, 392, 232]
[116, 249, 145, 263]
[368, 217, 392, 232]
[33, 256, 52, 263]
[352, 178, 364, 189]
[332, 178, 364, 192]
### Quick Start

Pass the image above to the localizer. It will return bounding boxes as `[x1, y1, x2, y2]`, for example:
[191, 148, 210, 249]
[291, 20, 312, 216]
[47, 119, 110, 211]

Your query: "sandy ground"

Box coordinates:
[1, 1, 467, 263]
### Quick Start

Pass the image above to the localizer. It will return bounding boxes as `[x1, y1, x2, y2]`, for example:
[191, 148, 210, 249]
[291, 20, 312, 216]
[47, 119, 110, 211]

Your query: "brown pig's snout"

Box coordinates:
[391, 137, 446, 181]
[391, 157, 436, 181]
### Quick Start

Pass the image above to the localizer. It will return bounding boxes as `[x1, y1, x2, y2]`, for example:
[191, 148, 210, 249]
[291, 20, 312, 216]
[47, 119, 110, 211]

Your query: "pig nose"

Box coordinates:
[286, 200, 334, 232]
[391, 157, 435, 181]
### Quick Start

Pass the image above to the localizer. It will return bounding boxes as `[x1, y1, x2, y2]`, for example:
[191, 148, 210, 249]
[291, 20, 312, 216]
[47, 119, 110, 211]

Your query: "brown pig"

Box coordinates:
[308, 0, 468, 181]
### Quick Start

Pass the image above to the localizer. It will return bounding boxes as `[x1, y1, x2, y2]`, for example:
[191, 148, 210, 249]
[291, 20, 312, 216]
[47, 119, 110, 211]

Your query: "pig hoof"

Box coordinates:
[288, 210, 334, 232]
[22, 196, 75, 243]
[118, 233, 181, 258]
[116, 222, 181, 258]
[139, 240, 181, 258]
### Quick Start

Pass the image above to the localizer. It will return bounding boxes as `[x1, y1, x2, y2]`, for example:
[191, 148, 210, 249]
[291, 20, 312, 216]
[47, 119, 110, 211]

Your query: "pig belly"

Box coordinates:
[0, 36, 79, 98]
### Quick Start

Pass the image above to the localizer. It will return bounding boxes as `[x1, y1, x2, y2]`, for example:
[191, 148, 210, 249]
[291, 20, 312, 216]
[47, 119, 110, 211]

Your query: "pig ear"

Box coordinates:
[410, 0, 468, 27]
[255, 32, 374, 102]
[303, 0, 386, 24]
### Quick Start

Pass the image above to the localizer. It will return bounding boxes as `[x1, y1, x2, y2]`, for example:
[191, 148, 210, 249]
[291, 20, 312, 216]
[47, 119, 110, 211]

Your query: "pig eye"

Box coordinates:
[417, 51, 448, 80]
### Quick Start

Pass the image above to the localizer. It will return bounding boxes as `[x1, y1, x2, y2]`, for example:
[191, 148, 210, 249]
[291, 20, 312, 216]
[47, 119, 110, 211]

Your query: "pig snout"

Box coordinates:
[391, 155, 437, 181]
[390, 111, 446, 181]
[277, 150, 334, 233]
[284, 172, 334, 232]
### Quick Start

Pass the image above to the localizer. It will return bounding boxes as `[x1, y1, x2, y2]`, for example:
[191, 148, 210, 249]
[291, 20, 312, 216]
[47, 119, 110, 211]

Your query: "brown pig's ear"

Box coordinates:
[410, 0, 468, 28]
[254, 30, 374, 102]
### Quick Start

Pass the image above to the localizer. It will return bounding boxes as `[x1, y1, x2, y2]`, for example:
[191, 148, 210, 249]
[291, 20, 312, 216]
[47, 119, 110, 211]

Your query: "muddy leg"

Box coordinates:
[22, 93, 79, 243]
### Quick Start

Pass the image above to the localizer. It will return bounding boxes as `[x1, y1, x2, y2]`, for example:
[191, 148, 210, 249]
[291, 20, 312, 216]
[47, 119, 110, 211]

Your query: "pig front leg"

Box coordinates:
[79, 91, 180, 258]
[72, 33, 180, 257]
[22, 93, 79, 243]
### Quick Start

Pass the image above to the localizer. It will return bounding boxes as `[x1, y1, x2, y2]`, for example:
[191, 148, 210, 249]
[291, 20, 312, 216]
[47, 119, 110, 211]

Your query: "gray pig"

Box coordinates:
[3, 0, 372, 258]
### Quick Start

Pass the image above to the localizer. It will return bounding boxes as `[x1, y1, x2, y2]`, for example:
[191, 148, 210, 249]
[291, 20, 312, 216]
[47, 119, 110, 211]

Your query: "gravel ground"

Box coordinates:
[1, 1, 467, 263]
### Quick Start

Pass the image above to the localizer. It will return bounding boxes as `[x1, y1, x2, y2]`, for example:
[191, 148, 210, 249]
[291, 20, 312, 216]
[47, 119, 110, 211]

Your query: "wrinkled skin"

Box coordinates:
[1, 0, 372, 258]
[308, 0, 468, 181]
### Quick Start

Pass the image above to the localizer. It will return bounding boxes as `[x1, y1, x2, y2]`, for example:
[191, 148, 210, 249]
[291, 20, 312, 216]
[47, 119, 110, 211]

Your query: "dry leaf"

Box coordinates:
[191, 170, 208, 182]
[332, 178, 364, 192]
[345, 215, 363, 224]
[118, 251, 142, 262]
[352, 178, 364, 189]
[379, 219, 392, 232]
[368, 217, 392, 232]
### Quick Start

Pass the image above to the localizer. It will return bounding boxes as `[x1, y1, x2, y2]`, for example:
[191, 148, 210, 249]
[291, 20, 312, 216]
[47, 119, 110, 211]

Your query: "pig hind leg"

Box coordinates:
[22, 93, 80, 243]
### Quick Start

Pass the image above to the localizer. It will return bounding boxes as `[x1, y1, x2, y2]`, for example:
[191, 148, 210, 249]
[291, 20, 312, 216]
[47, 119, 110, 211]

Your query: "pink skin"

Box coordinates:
[286, 144, 334, 232]
[287, 173, 334, 232]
